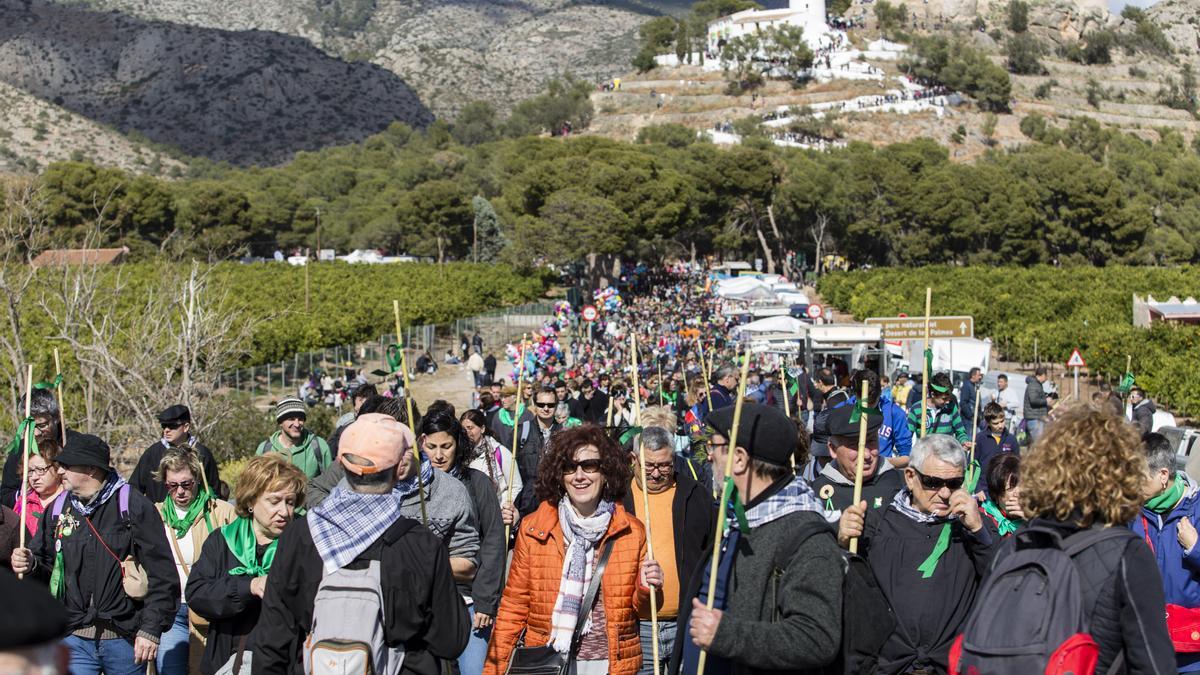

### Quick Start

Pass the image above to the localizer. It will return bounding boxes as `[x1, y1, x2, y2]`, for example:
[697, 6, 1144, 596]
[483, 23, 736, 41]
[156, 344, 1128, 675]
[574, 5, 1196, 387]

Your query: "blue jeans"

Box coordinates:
[1026, 418, 1045, 445]
[637, 618, 677, 675]
[64, 634, 145, 675]
[157, 602, 189, 675]
[458, 604, 491, 675]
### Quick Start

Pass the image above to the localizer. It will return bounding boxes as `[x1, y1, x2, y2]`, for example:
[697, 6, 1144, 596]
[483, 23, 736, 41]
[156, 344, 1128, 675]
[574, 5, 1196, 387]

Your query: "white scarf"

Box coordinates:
[549, 499, 614, 653]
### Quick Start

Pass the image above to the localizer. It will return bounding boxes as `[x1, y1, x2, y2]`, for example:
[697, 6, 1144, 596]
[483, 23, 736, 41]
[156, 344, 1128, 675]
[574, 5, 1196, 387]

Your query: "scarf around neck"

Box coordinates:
[1145, 473, 1187, 514]
[220, 516, 277, 576]
[161, 489, 212, 539]
[497, 405, 526, 428]
[161, 435, 198, 451]
[728, 475, 825, 534]
[71, 472, 125, 517]
[892, 488, 955, 579]
[549, 499, 615, 653]
[394, 456, 435, 501]
[309, 487, 404, 573]
[981, 499, 1021, 536]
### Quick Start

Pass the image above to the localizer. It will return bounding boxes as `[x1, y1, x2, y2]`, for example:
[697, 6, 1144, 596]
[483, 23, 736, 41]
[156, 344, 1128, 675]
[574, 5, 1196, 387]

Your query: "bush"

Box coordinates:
[1008, 0, 1029, 33]
[908, 36, 1013, 111]
[637, 124, 699, 147]
[1033, 79, 1056, 99]
[1086, 78, 1104, 108]
[1129, 65, 1148, 79]
[1007, 33, 1045, 75]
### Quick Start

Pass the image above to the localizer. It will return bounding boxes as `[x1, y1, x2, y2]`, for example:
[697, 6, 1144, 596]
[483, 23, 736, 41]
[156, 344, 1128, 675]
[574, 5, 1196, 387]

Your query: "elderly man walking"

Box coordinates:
[838, 434, 995, 675]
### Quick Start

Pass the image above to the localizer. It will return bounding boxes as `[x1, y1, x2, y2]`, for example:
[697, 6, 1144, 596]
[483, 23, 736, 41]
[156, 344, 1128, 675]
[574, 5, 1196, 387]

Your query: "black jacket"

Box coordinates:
[252, 516, 470, 675]
[129, 440, 222, 503]
[622, 456, 716, 613]
[460, 468, 505, 616]
[1, 429, 82, 508]
[187, 532, 270, 674]
[1010, 519, 1175, 675]
[576, 391, 610, 425]
[28, 483, 179, 641]
[859, 505, 995, 675]
[811, 389, 850, 447]
[493, 411, 561, 515]
[810, 462, 905, 513]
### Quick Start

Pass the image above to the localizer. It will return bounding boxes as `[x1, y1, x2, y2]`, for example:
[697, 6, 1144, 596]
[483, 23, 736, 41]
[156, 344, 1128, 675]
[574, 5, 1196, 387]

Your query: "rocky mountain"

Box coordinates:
[0, 0, 432, 165]
[46, 0, 672, 118]
[1148, 0, 1200, 57]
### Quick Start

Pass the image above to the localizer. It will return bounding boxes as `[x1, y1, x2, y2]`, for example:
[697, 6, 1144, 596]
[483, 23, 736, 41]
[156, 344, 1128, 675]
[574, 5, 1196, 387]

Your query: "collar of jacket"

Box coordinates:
[522, 500, 633, 544]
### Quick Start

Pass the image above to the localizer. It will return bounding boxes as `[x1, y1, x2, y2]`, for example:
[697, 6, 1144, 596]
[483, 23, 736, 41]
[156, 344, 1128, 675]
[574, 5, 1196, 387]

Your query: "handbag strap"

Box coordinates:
[568, 539, 616, 656]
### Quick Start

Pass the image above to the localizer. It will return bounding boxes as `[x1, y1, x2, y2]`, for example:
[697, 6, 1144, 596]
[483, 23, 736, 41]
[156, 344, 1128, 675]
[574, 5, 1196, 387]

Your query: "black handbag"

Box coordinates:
[505, 540, 616, 675]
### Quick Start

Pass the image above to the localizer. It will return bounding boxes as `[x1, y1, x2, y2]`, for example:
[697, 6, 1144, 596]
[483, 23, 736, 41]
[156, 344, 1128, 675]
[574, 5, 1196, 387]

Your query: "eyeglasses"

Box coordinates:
[562, 459, 603, 475]
[642, 461, 674, 474]
[165, 480, 196, 492]
[534, 401, 557, 409]
[29, 465, 53, 477]
[911, 470, 964, 492]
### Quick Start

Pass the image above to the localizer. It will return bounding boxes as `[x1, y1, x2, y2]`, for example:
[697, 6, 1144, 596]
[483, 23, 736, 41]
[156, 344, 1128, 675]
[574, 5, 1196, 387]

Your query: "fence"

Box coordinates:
[217, 301, 556, 399]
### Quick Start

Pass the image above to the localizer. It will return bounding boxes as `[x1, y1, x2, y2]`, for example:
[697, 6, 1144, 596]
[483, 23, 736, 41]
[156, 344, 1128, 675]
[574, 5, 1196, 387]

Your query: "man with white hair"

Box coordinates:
[837, 434, 995, 675]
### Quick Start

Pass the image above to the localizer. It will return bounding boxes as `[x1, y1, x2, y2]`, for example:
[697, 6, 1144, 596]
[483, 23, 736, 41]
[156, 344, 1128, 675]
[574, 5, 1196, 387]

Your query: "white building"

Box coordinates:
[708, 0, 828, 52]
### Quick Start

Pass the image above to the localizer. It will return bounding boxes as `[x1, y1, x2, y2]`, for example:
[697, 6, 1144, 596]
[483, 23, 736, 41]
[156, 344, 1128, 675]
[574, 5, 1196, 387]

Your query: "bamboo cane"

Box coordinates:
[970, 387, 982, 470]
[849, 379, 871, 554]
[17, 365, 32, 578]
[503, 336, 529, 544]
[52, 349, 65, 447]
[695, 350, 753, 675]
[630, 335, 661, 675]
[394, 300, 428, 526]
[781, 360, 794, 468]
[920, 288, 932, 439]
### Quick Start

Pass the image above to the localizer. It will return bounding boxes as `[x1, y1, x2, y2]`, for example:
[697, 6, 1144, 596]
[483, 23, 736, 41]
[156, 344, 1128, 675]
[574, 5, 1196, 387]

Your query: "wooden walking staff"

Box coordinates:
[17, 365, 32, 578]
[630, 335, 662, 675]
[52, 349, 65, 447]
[780, 359, 795, 468]
[503, 336, 529, 545]
[920, 287, 932, 439]
[696, 350, 753, 675]
[393, 300, 429, 527]
[849, 379, 871, 555]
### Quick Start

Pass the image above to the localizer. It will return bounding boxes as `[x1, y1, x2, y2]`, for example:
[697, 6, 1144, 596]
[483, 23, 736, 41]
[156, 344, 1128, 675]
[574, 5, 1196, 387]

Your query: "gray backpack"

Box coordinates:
[950, 525, 1136, 675]
[304, 560, 405, 675]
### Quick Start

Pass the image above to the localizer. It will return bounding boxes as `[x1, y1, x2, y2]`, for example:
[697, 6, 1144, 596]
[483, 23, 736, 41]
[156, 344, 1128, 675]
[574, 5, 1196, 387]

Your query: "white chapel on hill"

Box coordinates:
[707, 0, 829, 51]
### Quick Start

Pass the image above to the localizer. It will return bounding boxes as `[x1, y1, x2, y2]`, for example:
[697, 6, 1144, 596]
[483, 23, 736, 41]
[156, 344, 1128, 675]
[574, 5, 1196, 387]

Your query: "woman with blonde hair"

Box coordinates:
[1000, 405, 1174, 673]
[153, 448, 237, 675]
[187, 454, 306, 674]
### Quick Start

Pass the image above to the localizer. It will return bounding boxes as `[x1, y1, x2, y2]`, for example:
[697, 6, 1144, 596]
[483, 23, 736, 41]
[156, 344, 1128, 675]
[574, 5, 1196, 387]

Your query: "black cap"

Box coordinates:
[55, 433, 112, 472]
[827, 403, 883, 438]
[157, 404, 191, 426]
[706, 403, 797, 467]
[0, 568, 67, 648]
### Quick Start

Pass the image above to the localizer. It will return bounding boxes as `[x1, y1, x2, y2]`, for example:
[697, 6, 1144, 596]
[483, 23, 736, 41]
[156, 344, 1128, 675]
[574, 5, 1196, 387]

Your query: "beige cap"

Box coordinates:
[338, 413, 413, 475]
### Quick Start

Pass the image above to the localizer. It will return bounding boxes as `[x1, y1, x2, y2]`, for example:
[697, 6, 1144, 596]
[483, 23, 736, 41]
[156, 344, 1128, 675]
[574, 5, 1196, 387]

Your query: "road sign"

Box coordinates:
[864, 316, 974, 341]
[1066, 349, 1086, 369]
[581, 305, 599, 322]
[806, 303, 824, 319]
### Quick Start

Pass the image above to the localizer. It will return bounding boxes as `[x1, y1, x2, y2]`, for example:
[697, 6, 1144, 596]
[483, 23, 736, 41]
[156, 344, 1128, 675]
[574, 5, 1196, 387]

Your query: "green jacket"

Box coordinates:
[255, 430, 332, 479]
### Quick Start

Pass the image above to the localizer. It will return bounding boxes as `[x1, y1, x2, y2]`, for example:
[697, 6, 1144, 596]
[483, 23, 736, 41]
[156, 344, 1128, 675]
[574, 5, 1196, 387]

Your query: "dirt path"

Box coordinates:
[407, 358, 515, 414]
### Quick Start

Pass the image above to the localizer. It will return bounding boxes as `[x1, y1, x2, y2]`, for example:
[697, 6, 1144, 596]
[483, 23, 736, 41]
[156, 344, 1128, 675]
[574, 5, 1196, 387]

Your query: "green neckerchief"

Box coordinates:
[981, 499, 1022, 536]
[161, 490, 213, 539]
[1145, 473, 1187, 514]
[849, 398, 881, 424]
[564, 417, 583, 428]
[722, 477, 750, 533]
[220, 517, 277, 576]
[917, 523, 952, 578]
[496, 405, 526, 428]
[964, 458, 981, 494]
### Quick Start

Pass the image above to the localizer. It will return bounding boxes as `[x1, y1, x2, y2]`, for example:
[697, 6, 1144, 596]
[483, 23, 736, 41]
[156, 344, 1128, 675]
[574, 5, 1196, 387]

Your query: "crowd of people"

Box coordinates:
[0, 265, 1191, 675]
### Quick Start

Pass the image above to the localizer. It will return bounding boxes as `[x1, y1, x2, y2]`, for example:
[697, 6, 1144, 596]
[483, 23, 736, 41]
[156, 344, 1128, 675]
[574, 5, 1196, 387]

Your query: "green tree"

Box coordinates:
[875, 0, 908, 37]
[471, 196, 505, 262]
[675, 19, 689, 62]
[1006, 33, 1044, 75]
[637, 124, 700, 148]
[762, 25, 815, 79]
[452, 101, 500, 146]
[395, 180, 473, 262]
[634, 16, 677, 71]
[505, 77, 595, 137]
[1007, 0, 1029, 33]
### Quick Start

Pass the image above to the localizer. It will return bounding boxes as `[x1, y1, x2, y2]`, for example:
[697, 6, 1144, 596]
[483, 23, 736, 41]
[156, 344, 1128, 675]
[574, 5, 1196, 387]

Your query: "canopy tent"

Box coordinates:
[733, 316, 809, 336]
[715, 277, 777, 301]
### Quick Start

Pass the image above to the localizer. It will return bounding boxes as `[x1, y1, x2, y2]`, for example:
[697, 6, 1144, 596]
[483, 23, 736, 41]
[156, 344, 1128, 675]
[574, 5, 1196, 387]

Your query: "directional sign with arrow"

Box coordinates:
[864, 316, 975, 341]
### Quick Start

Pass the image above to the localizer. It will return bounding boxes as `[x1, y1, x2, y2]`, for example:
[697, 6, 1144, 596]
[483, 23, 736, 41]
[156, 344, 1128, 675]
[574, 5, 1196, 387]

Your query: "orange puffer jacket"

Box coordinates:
[485, 500, 650, 675]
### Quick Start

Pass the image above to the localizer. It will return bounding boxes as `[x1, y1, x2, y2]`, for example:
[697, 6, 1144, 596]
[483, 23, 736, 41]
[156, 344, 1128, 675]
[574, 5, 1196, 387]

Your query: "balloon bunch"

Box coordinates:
[531, 327, 563, 366]
[552, 301, 574, 331]
[594, 286, 622, 312]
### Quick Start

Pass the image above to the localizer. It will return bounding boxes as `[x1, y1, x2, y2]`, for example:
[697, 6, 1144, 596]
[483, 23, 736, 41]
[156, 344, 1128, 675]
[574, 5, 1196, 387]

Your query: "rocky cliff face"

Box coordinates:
[1148, 0, 1200, 57]
[0, 0, 432, 165]
[46, 0, 665, 118]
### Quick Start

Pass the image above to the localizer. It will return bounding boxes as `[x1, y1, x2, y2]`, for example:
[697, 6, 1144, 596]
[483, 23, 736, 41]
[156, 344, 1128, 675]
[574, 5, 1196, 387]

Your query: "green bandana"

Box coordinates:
[722, 477, 750, 533]
[1119, 371, 1135, 394]
[917, 523, 953, 579]
[50, 549, 65, 598]
[371, 344, 405, 377]
[849, 398, 881, 425]
[220, 517, 277, 576]
[981, 499, 1021, 537]
[4, 417, 38, 457]
[923, 348, 933, 379]
[619, 425, 644, 446]
[1145, 473, 1187, 514]
[964, 458, 981, 494]
[496, 405, 526, 428]
[161, 490, 213, 539]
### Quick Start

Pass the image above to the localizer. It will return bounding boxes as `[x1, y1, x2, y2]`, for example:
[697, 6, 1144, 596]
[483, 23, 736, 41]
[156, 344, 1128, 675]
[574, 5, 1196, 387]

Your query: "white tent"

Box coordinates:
[716, 277, 776, 301]
[734, 316, 808, 336]
[776, 291, 811, 305]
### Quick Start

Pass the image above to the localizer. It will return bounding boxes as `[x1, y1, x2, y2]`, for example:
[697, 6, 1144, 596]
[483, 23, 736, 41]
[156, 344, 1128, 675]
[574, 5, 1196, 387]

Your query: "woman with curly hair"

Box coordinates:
[1006, 405, 1174, 673]
[485, 424, 663, 675]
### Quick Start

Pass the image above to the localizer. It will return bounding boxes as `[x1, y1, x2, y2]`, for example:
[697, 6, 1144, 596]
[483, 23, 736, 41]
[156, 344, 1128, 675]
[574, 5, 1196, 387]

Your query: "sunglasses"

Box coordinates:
[562, 459, 602, 475]
[911, 470, 964, 492]
[534, 401, 557, 409]
[162, 422, 185, 430]
[165, 480, 195, 492]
